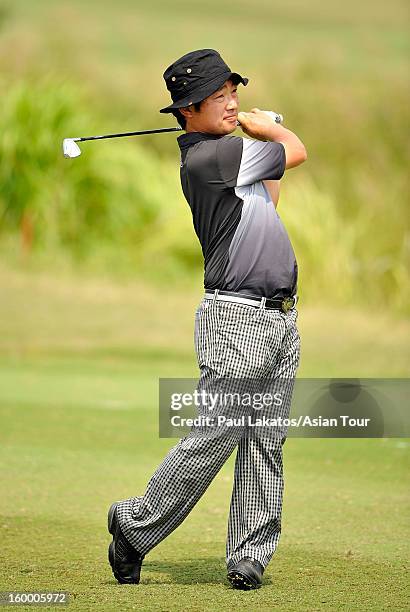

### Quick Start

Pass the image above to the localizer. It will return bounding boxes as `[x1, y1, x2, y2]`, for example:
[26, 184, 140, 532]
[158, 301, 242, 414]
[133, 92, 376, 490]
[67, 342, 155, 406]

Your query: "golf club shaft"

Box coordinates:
[73, 111, 282, 143]
[76, 127, 183, 142]
[75, 112, 282, 143]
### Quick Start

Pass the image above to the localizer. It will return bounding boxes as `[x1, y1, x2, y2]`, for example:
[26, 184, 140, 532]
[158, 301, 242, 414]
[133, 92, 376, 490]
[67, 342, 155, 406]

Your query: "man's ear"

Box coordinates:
[179, 105, 194, 120]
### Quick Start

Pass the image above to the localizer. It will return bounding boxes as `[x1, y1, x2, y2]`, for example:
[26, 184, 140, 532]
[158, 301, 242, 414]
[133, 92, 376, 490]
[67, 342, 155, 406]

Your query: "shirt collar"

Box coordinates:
[177, 131, 224, 150]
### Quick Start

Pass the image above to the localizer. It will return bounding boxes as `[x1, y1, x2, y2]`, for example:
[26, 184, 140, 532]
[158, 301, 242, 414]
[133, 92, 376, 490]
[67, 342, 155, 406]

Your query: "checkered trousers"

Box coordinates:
[116, 296, 301, 569]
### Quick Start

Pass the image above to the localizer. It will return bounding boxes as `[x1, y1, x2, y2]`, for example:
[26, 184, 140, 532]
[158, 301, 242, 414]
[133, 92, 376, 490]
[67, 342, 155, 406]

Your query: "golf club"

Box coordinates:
[62, 126, 183, 158]
[62, 111, 283, 159]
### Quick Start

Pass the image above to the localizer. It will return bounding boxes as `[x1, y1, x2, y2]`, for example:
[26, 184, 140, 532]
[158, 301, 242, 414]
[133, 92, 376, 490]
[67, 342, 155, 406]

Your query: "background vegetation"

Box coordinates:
[0, 0, 408, 312]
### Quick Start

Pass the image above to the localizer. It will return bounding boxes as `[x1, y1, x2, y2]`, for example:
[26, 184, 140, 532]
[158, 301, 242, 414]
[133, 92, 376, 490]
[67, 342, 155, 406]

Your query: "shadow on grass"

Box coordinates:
[105, 557, 273, 587]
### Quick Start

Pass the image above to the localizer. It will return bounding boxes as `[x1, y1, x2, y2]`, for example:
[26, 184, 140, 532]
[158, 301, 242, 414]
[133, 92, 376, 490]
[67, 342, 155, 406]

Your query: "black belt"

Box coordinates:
[204, 289, 298, 313]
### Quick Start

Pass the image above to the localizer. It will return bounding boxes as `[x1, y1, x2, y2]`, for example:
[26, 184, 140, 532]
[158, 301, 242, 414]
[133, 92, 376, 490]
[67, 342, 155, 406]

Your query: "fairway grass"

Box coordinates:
[0, 268, 409, 610]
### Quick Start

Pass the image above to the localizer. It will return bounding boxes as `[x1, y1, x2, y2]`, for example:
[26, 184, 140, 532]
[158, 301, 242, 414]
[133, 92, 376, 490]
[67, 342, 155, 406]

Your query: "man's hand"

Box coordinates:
[237, 108, 278, 141]
[238, 108, 308, 169]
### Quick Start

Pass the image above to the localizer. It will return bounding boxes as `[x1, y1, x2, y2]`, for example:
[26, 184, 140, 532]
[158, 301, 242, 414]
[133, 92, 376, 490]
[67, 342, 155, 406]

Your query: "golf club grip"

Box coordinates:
[79, 127, 183, 142]
[236, 111, 283, 127]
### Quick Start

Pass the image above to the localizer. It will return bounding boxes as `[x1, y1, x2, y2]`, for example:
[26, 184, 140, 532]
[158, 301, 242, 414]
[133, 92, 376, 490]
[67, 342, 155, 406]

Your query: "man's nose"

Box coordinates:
[226, 96, 238, 111]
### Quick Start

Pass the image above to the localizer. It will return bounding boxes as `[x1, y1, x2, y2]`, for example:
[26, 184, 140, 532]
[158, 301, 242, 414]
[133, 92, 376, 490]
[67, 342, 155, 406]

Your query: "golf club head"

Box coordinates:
[63, 138, 81, 158]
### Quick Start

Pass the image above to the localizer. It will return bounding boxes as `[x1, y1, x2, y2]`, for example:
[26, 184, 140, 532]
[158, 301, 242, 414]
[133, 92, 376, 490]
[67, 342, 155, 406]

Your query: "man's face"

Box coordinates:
[183, 79, 239, 135]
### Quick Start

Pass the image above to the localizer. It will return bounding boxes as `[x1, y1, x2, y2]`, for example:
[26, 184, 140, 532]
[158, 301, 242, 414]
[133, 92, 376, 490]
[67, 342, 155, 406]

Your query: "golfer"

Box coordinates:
[108, 49, 307, 590]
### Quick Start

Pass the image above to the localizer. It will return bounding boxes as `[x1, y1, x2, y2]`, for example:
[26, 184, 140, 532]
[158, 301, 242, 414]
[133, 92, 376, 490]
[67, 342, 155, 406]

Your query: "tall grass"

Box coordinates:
[281, 175, 410, 313]
[0, 78, 408, 314]
[0, 0, 408, 314]
[0, 80, 176, 259]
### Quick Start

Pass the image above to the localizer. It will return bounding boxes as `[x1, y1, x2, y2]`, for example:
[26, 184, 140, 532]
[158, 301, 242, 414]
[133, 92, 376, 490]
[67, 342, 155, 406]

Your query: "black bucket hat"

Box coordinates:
[159, 49, 249, 114]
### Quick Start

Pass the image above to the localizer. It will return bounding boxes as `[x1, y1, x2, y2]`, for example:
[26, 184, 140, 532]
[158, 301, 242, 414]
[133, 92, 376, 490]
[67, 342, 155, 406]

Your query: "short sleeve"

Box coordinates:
[216, 136, 244, 188]
[237, 138, 286, 186]
[217, 136, 286, 188]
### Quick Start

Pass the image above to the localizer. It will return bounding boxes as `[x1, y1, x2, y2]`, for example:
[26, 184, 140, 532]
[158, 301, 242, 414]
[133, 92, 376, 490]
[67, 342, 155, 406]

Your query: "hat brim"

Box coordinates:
[159, 71, 248, 113]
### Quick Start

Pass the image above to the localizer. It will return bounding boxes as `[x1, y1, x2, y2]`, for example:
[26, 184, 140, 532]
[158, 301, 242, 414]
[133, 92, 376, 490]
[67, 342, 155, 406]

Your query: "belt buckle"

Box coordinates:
[281, 296, 295, 313]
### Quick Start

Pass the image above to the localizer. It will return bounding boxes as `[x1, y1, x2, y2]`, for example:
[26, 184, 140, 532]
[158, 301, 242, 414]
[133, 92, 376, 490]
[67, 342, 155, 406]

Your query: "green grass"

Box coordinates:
[1, 405, 409, 611]
[0, 268, 409, 610]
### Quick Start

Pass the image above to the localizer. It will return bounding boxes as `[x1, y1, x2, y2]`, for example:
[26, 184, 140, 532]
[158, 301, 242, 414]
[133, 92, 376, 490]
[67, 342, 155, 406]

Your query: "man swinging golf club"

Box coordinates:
[107, 48, 307, 590]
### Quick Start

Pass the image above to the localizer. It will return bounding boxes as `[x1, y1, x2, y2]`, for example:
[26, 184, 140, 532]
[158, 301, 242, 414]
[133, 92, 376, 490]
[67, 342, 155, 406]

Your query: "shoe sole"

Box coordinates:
[227, 570, 261, 590]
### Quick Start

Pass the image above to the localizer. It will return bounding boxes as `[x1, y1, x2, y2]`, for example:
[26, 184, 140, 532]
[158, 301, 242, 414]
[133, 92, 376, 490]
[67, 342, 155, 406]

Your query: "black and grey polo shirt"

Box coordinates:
[177, 131, 298, 298]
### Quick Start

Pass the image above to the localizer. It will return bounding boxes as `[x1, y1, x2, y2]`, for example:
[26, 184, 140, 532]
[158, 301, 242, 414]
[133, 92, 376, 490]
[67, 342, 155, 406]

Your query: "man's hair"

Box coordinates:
[172, 101, 202, 130]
